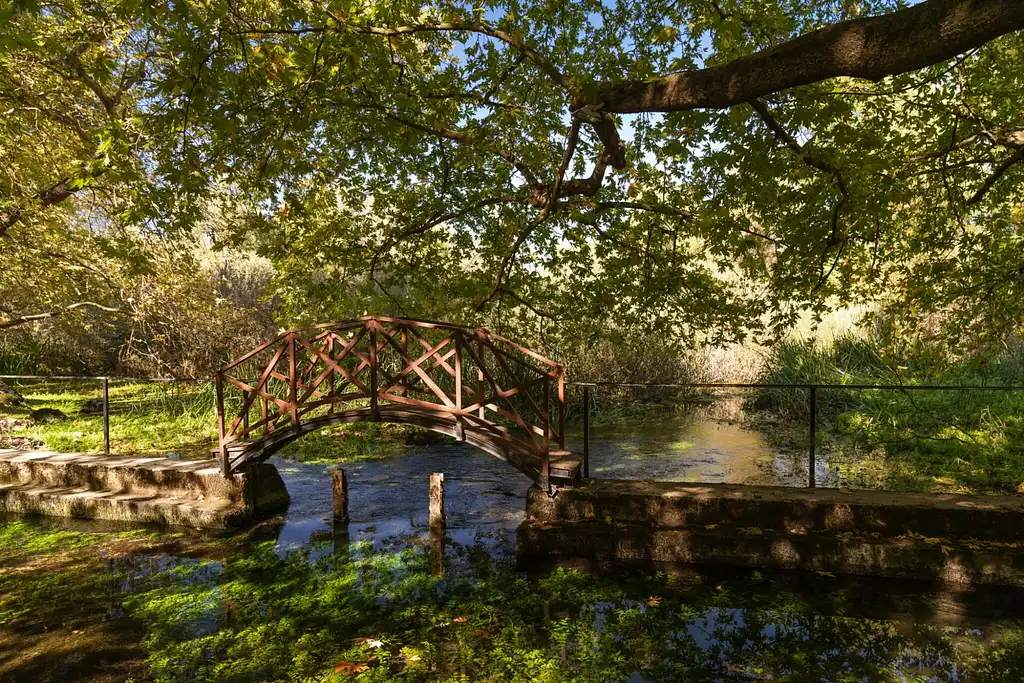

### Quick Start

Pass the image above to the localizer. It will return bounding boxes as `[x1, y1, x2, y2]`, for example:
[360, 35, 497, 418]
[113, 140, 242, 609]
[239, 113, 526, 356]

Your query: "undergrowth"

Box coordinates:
[746, 336, 1024, 493]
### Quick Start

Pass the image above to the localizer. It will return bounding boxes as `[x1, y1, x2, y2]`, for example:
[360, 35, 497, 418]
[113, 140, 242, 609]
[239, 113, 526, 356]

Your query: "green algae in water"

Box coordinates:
[122, 541, 1024, 682]
[6, 520, 1024, 682]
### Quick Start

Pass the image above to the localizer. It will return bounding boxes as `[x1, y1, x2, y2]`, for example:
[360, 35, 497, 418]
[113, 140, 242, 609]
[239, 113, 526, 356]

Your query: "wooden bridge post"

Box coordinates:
[289, 332, 299, 435]
[454, 338, 465, 441]
[476, 339, 485, 420]
[333, 468, 350, 524]
[808, 386, 817, 489]
[215, 373, 228, 475]
[262, 396, 269, 437]
[540, 381, 551, 493]
[328, 335, 336, 416]
[369, 323, 380, 421]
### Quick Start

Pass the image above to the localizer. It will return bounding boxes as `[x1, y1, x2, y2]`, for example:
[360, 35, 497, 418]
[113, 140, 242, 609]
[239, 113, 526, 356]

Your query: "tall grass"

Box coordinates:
[746, 335, 1024, 492]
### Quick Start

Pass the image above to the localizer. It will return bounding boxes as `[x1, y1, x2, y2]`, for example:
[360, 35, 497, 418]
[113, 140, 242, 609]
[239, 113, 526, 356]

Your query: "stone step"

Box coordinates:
[0, 449, 290, 528]
[0, 482, 247, 529]
[0, 449, 238, 501]
[527, 480, 1024, 544]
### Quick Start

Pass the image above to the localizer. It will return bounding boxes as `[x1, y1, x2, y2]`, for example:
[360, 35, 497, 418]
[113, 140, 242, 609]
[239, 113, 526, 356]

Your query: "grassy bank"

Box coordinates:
[746, 338, 1024, 493]
[0, 380, 420, 462]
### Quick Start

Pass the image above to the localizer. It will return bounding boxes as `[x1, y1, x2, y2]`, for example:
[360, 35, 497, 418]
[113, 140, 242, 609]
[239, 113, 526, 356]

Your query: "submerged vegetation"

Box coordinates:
[4, 517, 1024, 682]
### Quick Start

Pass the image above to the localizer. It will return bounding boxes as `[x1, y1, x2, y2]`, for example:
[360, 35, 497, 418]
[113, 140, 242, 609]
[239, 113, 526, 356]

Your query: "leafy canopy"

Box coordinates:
[2, 0, 1023, 347]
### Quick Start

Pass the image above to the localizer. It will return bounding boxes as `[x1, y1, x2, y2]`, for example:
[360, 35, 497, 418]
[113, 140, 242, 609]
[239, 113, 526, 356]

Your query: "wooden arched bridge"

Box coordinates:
[215, 316, 581, 491]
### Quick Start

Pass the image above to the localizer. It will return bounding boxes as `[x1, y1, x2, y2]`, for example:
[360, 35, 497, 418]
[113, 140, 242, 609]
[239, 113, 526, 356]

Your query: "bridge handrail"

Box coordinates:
[215, 317, 566, 486]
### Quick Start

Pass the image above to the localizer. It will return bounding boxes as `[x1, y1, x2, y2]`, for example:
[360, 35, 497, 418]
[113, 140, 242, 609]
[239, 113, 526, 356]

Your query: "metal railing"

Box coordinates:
[573, 381, 1024, 488]
[0, 374, 212, 455]
[4, 375, 1023, 490]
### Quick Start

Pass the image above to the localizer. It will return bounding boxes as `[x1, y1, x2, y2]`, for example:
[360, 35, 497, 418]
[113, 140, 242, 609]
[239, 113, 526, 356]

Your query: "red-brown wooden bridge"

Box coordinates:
[215, 316, 581, 491]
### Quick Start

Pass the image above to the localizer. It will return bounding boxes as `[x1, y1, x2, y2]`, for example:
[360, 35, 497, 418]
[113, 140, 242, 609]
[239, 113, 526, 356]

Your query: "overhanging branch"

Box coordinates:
[596, 0, 1024, 113]
[0, 301, 123, 331]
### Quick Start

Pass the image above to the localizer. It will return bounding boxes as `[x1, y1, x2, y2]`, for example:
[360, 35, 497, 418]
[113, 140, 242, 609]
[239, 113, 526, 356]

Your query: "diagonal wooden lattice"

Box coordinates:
[215, 316, 577, 489]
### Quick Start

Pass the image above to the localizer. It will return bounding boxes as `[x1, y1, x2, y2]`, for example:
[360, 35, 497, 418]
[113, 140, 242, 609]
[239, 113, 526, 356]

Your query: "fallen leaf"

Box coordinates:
[334, 661, 369, 675]
[354, 637, 384, 648]
[473, 629, 490, 638]
[941, 545, 954, 556]
[716, 585, 724, 591]
[646, 596, 661, 607]
[453, 617, 468, 623]
[815, 571, 835, 577]
[839, 487, 852, 494]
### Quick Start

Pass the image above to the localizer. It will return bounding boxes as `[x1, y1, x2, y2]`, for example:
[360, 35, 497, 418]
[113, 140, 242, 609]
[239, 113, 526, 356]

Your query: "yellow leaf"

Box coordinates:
[646, 596, 661, 607]
[453, 616, 468, 623]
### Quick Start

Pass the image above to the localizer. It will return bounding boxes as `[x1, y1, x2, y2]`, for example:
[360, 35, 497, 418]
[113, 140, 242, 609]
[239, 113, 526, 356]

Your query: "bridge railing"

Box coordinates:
[215, 317, 566, 476]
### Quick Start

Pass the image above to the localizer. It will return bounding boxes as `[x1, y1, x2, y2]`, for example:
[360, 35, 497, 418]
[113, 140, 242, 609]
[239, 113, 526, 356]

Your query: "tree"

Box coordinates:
[2, 0, 1023, 348]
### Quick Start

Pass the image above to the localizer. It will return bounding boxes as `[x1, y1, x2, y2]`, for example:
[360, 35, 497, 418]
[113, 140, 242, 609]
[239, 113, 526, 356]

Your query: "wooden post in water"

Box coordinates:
[429, 473, 445, 533]
[333, 468, 350, 524]
[429, 472, 445, 576]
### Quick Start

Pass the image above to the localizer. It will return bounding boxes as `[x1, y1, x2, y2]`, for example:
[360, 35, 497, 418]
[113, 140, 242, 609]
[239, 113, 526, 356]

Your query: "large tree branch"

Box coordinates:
[595, 0, 1024, 113]
[968, 148, 1024, 204]
[66, 45, 120, 118]
[0, 301, 121, 331]
[0, 172, 102, 238]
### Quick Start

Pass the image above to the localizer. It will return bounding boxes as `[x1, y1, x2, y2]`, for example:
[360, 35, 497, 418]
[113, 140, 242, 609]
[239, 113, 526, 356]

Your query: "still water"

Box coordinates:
[2, 414, 1022, 682]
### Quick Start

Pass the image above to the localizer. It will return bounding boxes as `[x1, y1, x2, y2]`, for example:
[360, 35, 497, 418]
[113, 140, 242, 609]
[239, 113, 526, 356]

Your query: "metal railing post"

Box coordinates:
[583, 385, 590, 479]
[808, 385, 817, 489]
[215, 373, 228, 475]
[102, 377, 110, 456]
[558, 368, 565, 450]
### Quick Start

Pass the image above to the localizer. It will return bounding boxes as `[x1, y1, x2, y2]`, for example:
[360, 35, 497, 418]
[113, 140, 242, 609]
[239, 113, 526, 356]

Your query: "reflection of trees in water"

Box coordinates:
[123, 536, 1024, 682]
